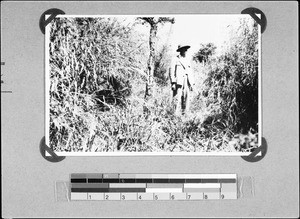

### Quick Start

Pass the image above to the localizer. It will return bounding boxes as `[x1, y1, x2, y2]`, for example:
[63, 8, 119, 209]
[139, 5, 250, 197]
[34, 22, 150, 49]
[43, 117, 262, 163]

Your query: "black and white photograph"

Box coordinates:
[45, 15, 261, 155]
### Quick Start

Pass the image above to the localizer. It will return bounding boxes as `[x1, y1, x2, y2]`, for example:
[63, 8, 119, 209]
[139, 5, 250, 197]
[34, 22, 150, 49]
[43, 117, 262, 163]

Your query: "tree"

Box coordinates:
[137, 17, 175, 99]
[153, 44, 172, 85]
[193, 43, 217, 64]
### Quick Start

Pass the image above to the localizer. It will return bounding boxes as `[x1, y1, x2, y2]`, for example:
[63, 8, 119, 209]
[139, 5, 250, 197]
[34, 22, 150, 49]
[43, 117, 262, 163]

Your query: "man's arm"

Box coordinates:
[170, 58, 177, 84]
[169, 58, 177, 90]
[188, 61, 196, 90]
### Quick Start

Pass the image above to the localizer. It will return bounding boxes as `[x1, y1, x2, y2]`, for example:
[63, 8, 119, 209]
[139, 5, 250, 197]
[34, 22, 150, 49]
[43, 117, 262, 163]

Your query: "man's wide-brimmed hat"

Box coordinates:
[176, 44, 191, 52]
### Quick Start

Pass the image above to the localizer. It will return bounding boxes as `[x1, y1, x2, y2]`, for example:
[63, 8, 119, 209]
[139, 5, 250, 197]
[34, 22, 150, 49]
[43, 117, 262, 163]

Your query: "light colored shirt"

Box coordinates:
[170, 55, 195, 87]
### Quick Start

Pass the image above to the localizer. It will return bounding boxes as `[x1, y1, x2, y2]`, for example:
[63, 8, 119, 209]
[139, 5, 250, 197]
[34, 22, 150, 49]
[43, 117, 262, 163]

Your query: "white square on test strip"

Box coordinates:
[187, 192, 204, 200]
[154, 193, 170, 200]
[121, 193, 138, 201]
[87, 193, 104, 200]
[138, 193, 154, 200]
[104, 193, 120, 200]
[204, 192, 220, 200]
[220, 182, 237, 199]
[71, 192, 87, 200]
[171, 193, 187, 200]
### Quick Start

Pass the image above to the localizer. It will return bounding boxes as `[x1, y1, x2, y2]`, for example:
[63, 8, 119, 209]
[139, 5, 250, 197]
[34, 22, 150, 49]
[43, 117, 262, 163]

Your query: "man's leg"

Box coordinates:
[175, 86, 183, 116]
[181, 86, 188, 115]
[185, 88, 191, 116]
[171, 86, 177, 111]
[181, 76, 189, 115]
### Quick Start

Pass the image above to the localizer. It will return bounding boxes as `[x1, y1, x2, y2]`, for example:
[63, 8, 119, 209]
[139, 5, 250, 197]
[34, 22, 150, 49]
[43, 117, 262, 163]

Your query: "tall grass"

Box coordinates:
[201, 18, 259, 134]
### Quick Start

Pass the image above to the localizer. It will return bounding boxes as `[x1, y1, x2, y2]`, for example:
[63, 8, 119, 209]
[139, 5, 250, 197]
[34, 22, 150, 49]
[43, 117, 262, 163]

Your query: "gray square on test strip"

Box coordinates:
[71, 183, 109, 188]
[103, 173, 119, 178]
[71, 173, 86, 179]
[135, 174, 152, 179]
[86, 173, 103, 178]
[119, 174, 136, 178]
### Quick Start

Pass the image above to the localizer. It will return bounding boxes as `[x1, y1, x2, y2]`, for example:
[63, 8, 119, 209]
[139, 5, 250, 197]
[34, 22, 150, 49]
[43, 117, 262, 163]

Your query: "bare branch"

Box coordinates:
[157, 17, 175, 24]
[136, 17, 155, 25]
[136, 17, 175, 26]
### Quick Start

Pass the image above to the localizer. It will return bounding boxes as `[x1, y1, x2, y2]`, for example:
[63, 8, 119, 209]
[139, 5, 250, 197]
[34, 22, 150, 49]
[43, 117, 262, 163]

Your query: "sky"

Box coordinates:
[61, 14, 255, 59]
[163, 15, 253, 57]
[121, 14, 254, 58]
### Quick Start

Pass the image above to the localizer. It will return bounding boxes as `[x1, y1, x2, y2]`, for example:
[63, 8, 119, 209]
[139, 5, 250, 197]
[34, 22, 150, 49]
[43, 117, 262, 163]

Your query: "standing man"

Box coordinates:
[170, 44, 195, 116]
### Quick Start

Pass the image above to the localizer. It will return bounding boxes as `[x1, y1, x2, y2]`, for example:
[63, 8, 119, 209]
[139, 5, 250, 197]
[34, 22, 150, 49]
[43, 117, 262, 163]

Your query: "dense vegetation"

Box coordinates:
[48, 17, 259, 153]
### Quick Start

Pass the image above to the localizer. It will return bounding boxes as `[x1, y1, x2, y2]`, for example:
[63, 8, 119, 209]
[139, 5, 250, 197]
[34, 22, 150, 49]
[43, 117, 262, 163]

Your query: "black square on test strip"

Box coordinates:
[88, 178, 102, 183]
[71, 178, 87, 183]
[218, 178, 236, 183]
[201, 179, 219, 183]
[153, 178, 169, 183]
[119, 178, 136, 183]
[102, 178, 120, 183]
[135, 178, 153, 183]
[169, 178, 186, 183]
[185, 179, 202, 183]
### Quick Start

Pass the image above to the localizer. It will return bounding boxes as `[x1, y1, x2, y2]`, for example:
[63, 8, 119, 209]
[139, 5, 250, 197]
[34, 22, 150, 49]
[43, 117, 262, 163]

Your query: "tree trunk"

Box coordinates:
[145, 23, 158, 99]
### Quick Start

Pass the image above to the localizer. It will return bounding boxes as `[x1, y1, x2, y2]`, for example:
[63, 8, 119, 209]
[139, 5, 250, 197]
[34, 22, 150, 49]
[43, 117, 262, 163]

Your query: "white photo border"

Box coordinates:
[45, 14, 262, 156]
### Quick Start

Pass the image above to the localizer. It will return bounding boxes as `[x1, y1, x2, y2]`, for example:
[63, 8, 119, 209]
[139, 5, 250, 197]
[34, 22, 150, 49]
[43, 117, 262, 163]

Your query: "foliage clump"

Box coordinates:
[193, 43, 217, 63]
